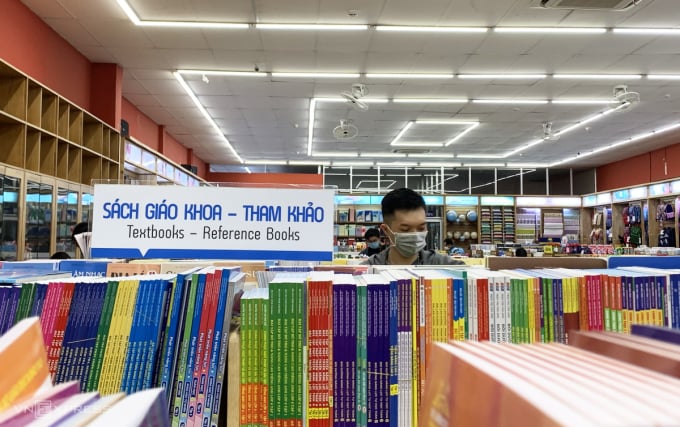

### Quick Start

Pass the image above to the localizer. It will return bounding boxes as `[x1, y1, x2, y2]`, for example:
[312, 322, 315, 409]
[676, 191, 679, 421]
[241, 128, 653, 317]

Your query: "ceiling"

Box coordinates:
[20, 0, 680, 171]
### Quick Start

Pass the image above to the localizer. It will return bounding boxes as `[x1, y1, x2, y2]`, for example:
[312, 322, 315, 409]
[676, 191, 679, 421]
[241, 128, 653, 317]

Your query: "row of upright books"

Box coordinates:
[0, 266, 244, 427]
[0, 317, 170, 427]
[238, 265, 680, 427]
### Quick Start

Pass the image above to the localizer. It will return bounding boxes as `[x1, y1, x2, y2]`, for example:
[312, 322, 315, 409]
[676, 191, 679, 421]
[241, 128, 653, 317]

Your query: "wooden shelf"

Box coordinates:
[82, 152, 101, 186]
[25, 128, 40, 173]
[57, 100, 69, 139]
[68, 146, 82, 182]
[68, 107, 82, 144]
[27, 83, 41, 128]
[56, 139, 69, 180]
[39, 134, 56, 176]
[0, 62, 26, 120]
[41, 90, 58, 134]
[0, 124, 25, 168]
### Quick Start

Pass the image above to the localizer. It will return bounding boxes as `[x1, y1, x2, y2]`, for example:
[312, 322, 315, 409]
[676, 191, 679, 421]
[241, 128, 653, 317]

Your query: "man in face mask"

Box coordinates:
[362, 188, 464, 266]
[358, 227, 384, 257]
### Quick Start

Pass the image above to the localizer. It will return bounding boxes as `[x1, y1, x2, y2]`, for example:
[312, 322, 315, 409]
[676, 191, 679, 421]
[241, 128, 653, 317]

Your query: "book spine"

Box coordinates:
[121, 279, 146, 394]
[356, 283, 367, 427]
[40, 282, 62, 355]
[195, 272, 219, 424]
[113, 280, 139, 393]
[268, 283, 279, 427]
[203, 270, 227, 427]
[49, 282, 75, 379]
[173, 277, 197, 426]
[181, 273, 206, 427]
[100, 280, 130, 394]
[389, 278, 398, 427]
[79, 282, 107, 390]
[87, 280, 118, 392]
[295, 281, 305, 427]
[149, 278, 173, 389]
[161, 274, 187, 405]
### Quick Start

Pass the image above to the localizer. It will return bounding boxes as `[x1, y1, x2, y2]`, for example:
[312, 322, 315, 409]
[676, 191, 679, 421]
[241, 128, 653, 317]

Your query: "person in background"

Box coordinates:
[359, 228, 383, 257]
[444, 237, 455, 254]
[363, 188, 464, 265]
[515, 247, 528, 257]
[50, 251, 71, 259]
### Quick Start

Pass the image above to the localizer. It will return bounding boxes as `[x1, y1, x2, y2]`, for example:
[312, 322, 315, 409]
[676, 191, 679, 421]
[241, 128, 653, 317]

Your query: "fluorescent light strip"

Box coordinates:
[463, 163, 506, 167]
[392, 98, 468, 104]
[375, 25, 488, 33]
[332, 161, 375, 167]
[416, 120, 478, 125]
[473, 99, 548, 104]
[288, 160, 330, 166]
[507, 163, 549, 168]
[307, 99, 316, 156]
[272, 72, 360, 78]
[390, 122, 414, 146]
[312, 152, 359, 158]
[140, 21, 248, 28]
[494, 27, 606, 34]
[647, 75, 680, 80]
[458, 74, 546, 79]
[256, 23, 367, 30]
[613, 28, 680, 35]
[456, 154, 503, 159]
[505, 139, 546, 157]
[115, 0, 141, 24]
[244, 167, 252, 174]
[173, 72, 243, 163]
[445, 122, 480, 147]
[418, 162, 462, 167]
[360, 153, 406, 158]
[550, 122, 680, 166]
[179, 69, 267, 77]
[406, 153, 456, 158]
[391, 142, 444, 147]
[366, 73, 454, 79]
[551, 99, 615, 105]
[244, 160, 288, 165]
[314, 97, 389, 104]
[553, 74, 642, 79]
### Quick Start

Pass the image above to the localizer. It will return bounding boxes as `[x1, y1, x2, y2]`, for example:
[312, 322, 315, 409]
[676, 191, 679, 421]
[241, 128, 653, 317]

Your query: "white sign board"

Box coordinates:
[91, 184, 334, 261]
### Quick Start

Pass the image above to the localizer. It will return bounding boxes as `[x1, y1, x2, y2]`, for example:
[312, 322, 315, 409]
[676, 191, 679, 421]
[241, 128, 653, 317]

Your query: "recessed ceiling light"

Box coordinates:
[366, 73, 454, 79]
[647, 74, 680, 80]
[392, 98, 468, 103]
[141, 21, 249, 28]
[416, 120, 479, 126]
[375, 25, 488, 33]
[312, 152, 360, 157]
[288, 160, 330, 166]
[613, 28, 680, 35]
[272, 72, 360, 78]
[391, 141, 445, 147]
[244, 160, 288, 165]
[458, 74, 547, 79]
[178, 70, 266, 77]
[551, 99, 616, 104]
[553, 74, 642, 79]
[494, 27, 606, 34]
[256, 23, 368, 30]
[417, 162, 462, 167]
[456, 154, 503, 159]
[473, 99, 549, 104]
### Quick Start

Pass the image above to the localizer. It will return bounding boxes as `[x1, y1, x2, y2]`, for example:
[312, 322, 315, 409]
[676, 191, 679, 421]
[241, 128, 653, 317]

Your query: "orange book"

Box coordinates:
[106, 263, 161, 277]
[0, 317, 52, 412]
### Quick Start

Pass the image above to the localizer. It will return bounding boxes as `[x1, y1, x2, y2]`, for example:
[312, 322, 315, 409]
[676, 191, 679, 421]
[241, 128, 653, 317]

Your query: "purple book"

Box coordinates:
[332, 277, 357, 427]
[631, 324, 680, 345]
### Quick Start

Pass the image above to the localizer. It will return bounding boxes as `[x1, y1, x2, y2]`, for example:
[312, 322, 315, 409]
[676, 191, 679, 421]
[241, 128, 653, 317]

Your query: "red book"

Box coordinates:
[47, 282, 75, 378]
[188, 269, 218, 427]
[40, 282, 64, 351]
[307, 272, 333, 427]
[477, 278, 489, 342]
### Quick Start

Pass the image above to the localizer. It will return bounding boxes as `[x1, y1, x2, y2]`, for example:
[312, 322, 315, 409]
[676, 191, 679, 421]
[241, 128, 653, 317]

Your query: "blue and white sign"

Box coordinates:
[91, 184, 335, 261]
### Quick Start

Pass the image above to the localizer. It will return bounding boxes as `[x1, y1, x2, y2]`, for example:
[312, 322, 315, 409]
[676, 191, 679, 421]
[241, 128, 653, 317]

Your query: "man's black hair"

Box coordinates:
[71, 222, 90, 242]
[381, 188, 426, 221]
[50, 251, 71, 259]
[364, 228, 381, 240]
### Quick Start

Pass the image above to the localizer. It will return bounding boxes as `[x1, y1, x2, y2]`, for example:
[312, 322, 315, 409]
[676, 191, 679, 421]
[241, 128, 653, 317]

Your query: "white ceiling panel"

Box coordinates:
[22, 0, 680, 169]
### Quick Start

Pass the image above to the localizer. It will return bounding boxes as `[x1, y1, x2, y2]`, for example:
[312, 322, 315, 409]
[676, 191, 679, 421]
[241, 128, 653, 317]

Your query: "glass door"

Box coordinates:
[26, 180, 53, 259]
[0, 175, 20, 261]
[56, 186, 78, 257]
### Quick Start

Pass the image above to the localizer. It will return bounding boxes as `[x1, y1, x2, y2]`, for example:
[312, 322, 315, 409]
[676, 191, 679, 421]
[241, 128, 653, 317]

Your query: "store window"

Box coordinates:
[549, 169, 571, 195]
[0, 175, 20, 261]
[470, 169, 496, 195]
[522, 168, 548, 195]
[444, 168, 470, 194]
[497, 169, 522, 195]
[26, 181, 53, 258]
[573, 168, 596, 195]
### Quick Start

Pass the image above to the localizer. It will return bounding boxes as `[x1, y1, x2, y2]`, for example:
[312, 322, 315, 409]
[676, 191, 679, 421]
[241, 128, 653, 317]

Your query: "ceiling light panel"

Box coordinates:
[375, 26, 488, 33]
[473, 99, 549, 104]
[494, 27, 606, 34]
[613, 28, 680, 35]
[179, 70, 267, 77]
[366, 73, 454, 79]
[271, 72, 360, 78]
[392, 98, 468, 104]
[553, 74, 642, 79]
[458, 74, 547, 79]
[256, 24, 368, 30]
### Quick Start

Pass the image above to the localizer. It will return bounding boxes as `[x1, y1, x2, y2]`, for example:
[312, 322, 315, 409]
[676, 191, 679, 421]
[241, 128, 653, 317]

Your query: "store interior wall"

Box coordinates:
[597, 142, 680, 191]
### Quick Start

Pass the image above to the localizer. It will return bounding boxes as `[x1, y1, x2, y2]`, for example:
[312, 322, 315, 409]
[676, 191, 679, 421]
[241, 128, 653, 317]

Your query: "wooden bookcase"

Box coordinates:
[0, 58, 122, 186]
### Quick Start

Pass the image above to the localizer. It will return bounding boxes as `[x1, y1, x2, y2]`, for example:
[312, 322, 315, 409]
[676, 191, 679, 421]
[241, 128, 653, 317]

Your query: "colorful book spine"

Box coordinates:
[160, 273, 189, 407]
[78, 282, 107, 390]
[308, 273, 333, 427]
[48, 282, 76, 379]
[172, 274, 198, 426]
[86, 280, 118, 392]
[180, 271, 207, 427]
[356, 278, 367, 427]
[196, 270, 223, 426]
[388, 274, 398, 427]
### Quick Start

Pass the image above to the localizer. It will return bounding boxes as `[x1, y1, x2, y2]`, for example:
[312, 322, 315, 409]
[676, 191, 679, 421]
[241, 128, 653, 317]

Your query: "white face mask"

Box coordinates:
[392, 230, 428, 258]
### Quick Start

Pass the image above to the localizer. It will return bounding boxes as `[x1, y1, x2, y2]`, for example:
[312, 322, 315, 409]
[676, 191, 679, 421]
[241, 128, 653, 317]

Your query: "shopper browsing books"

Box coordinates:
[358, 228, 384, 257]
[363, 188, 463, 266]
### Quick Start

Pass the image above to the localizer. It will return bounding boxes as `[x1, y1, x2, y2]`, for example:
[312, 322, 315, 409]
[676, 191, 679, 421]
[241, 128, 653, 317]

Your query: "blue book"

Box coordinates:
[129, 278, 154, 393]
[1, 260, 61, 272]
[121, 278, 151, 393]
[30, 283, 48, 317]
[148, 276, 173, 390]
[139, 277, 169, 391]
[55, 281, 87, 384]
[631, 324, 680, 344]
[202, 268, 231, 427]
[159, 271, 194, 408]
[58, 260, 111, 277]
[78, 281, 107, 388]
[180, 270, 207, 427]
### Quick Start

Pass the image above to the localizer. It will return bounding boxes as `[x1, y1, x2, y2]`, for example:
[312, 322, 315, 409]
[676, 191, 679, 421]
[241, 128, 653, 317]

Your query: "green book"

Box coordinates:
[172, 273, 198, 427]
[356, 277, 368, 427]
[261, 290, 270, 427]
[86, 280, 118, 392]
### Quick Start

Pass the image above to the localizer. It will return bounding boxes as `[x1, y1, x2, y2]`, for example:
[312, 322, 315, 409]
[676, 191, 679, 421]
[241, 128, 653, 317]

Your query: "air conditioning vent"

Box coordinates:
[530, 0, 641, 10]
[392, 148, 431, 154]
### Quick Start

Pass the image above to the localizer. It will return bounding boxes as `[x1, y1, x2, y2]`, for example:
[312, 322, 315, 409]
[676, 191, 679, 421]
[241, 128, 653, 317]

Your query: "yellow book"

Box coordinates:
[410, 276, 418, 427]
[110, 279, 139, 393]
[99, 279, 130, 394]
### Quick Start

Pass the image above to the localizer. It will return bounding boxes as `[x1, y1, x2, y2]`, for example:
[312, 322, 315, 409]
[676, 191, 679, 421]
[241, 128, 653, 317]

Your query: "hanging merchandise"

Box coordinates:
[629, 225, 642, 246]
[665, 203, 675, 219]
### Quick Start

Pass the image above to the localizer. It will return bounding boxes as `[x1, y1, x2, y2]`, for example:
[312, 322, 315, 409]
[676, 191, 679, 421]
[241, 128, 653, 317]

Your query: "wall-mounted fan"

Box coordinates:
[341, 83, 369, 111]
